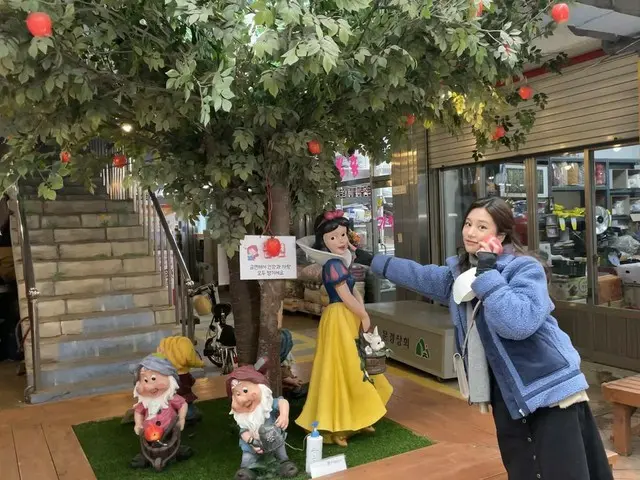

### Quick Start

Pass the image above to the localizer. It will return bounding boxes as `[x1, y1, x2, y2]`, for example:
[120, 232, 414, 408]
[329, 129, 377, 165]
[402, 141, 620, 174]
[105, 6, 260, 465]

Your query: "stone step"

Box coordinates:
[28, 365, 216, 404]
[16, 256, 158, 282]
[25, 212, 140, 230]
[38, 351, 158, 389]
[18, 271, 165, 298]
[22, 287, 172, 331]
[15, 239, 149, 261]
[26, 226, 144, 244]
[34, 324, 177, 364]
[24, 199, 135, 215]
[41, 306, 176, 336]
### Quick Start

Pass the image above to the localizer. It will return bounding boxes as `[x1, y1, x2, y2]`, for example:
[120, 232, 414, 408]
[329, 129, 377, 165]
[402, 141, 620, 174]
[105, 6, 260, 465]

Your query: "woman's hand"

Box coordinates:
[351, 246, 374, 266]
[361, 313, 371, 332]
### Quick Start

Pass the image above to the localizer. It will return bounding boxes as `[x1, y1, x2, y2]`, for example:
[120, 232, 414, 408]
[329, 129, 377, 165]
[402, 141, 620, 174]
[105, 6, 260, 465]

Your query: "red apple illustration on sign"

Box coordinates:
[265, 237, 281, 257]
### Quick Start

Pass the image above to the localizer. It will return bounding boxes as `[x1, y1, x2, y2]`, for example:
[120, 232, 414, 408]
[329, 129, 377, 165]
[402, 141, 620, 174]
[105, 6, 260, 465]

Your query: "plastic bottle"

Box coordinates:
[305, 421, 323, 474]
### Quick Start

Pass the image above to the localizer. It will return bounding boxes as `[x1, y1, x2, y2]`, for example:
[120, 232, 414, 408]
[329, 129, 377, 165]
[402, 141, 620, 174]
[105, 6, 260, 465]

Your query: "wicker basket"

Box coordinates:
[364, 352, 387, 376]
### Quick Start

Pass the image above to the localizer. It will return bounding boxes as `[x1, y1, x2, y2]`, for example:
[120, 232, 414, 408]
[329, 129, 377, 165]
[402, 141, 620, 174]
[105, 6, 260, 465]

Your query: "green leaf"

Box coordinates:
[44, 76, 55, 94]
[49, 174, 64, 190]
[28, 40, 39, 59]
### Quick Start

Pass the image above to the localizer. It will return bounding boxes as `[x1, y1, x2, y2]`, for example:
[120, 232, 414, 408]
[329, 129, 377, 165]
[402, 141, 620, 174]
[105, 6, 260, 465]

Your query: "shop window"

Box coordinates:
[374, 161, 392, 177]
[593, 144, 640, 309]
[538, 152, 588, 303]
[336, 183, 373, 251]
[442, 166, 481, 258]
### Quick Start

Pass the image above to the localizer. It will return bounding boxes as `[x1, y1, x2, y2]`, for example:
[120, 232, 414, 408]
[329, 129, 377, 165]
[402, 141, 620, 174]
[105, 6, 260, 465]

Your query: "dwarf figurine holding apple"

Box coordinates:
[130, 353, 193, 470]
[228, 358, 299, 480]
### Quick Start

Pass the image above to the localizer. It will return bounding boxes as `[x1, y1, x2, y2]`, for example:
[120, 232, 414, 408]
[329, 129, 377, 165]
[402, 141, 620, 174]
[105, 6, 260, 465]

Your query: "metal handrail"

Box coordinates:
[100, 164, 196, 341]
[7, 188, 41, 398]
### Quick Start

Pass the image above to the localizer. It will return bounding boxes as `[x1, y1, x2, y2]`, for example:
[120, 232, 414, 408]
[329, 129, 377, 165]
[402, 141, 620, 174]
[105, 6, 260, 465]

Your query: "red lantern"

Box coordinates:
[265, 237, 281, 257]
[518, 86, 533, 100]
[551, 3, 569, 24]
[492, 126, 506, 141]
[113, 154, 127, 168]
[405, 114, 416, 127]
[143, 424, 164, 442]
[26, 12, 52, 37]
[60, 151, 71, 164]
[307, 140, 321, 155]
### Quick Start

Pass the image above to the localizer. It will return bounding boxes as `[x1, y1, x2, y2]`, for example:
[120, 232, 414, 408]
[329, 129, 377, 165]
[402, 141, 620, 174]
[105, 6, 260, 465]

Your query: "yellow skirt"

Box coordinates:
[295, 302, 393, 433]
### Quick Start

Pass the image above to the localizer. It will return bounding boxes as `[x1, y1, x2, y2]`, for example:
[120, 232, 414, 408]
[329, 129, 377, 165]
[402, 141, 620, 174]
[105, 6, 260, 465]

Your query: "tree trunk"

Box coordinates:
[228, 253, 260, 366]
[258, 182, 290, 395]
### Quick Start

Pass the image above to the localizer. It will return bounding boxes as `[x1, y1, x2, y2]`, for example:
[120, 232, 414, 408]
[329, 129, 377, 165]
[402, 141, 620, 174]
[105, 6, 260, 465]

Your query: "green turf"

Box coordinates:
[74, 397, 432, 480]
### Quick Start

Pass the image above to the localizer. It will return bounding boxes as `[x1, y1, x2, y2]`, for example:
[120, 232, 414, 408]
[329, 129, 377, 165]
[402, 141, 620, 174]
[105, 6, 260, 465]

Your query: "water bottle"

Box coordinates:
[305, 421, 323, 474]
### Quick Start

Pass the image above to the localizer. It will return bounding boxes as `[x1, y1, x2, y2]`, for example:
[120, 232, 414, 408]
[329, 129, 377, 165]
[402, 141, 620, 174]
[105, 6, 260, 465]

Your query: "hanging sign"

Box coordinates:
[335, 184, 372, 199]
[239, 235, 297, 280]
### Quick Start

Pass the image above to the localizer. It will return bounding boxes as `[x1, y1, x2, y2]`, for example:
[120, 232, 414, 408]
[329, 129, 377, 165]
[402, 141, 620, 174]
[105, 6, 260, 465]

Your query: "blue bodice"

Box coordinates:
[322, 259, 355, 303]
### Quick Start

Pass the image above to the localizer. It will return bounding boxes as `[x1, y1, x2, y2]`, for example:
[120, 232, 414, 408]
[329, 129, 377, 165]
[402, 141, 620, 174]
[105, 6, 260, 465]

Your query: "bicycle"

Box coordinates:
[193, 283, 237, 375]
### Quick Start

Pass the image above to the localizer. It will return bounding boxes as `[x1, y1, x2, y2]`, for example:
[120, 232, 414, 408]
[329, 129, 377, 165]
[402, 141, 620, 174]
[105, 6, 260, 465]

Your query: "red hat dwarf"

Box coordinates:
[226, 357, 269, 398]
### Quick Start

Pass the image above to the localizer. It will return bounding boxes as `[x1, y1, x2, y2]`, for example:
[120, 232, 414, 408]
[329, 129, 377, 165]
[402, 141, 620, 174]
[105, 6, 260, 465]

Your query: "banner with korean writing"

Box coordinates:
[239, 235, 298, 280]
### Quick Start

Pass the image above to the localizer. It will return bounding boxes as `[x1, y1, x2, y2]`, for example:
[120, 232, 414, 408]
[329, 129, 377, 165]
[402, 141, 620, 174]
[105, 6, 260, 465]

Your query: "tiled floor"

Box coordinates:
[0, 313, 638, 479]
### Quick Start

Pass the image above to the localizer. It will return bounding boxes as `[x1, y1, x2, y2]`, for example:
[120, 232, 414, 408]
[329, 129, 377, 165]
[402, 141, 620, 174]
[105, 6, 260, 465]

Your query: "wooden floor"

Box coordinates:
[0, 361, 509, 480]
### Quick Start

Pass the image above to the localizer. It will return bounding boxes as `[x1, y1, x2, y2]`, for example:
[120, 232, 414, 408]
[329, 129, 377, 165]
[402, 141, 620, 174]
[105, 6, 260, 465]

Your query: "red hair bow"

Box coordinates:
[324, 210, 344, 221]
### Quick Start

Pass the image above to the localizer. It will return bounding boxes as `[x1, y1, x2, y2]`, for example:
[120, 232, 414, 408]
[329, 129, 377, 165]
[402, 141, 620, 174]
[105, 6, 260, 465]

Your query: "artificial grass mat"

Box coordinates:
[74, 397, 431, 480]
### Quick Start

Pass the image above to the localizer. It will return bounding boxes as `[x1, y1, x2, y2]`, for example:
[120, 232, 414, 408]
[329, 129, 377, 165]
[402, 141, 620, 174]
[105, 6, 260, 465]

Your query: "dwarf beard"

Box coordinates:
[133, 376, 179, 419]
[231, 384, 274, 438]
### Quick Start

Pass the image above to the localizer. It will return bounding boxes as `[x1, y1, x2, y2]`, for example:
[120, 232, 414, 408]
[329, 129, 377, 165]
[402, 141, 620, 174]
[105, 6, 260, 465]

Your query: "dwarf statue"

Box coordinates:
[130, 353, 193, 471]
[158, 335, 205, 424]
[227, 358, 299, 480]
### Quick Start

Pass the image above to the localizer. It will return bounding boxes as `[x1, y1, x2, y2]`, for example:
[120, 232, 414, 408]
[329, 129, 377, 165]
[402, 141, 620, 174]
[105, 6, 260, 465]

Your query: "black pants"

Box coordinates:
[491, 379, 613, 480]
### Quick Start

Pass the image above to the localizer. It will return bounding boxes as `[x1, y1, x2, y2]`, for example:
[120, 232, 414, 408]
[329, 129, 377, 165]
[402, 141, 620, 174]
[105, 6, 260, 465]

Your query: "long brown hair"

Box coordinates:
[458, 197, 547, 281]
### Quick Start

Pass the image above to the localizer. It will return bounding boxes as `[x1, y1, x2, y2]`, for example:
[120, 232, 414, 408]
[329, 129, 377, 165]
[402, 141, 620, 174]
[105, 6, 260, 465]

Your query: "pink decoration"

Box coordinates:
[335, 156, 345, 179]
[323, 210, 344, 221]
[349, 154, 359, 177]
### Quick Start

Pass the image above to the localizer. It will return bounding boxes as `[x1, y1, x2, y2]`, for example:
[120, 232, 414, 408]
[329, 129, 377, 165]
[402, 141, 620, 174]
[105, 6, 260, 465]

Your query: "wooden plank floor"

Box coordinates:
[0, 362, 509, 480]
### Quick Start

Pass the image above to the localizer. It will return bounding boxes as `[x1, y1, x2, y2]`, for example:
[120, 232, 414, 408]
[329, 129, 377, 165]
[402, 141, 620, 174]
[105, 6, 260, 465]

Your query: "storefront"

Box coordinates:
[399, 52, 640, 370]
[334, 151, 397, 302]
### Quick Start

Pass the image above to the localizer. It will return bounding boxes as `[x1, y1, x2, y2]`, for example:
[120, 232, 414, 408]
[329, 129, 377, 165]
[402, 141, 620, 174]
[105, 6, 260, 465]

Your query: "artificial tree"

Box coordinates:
[0, 0, 568, 391]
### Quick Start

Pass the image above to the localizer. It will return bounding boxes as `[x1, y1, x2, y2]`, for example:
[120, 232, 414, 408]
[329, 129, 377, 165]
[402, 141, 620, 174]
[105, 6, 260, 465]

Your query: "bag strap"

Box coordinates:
[460, 301, 482, 359]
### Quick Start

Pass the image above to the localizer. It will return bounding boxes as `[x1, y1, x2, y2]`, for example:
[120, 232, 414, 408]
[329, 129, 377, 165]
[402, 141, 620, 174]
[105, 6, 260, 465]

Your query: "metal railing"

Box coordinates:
[6, 188, 42, 398]
[101, 164, 196, 340]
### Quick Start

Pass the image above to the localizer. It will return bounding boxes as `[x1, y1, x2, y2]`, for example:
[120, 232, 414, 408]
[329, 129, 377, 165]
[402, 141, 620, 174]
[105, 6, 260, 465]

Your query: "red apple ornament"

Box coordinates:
[26, 12, 52, 37]
[60, 151, 71, 164]
[265, 237, 281, 257]
[483, 235, 504, 255]
[492, 125, 506, 141]
[551, 3, 569, 24]
[113, 154, 127, 168]
[475, 1, 483, 17]
[405, 114, 416, 127]
[307, 140, 321, 155]
[143, 423, 164, 442]
[518, 86, 533, 100]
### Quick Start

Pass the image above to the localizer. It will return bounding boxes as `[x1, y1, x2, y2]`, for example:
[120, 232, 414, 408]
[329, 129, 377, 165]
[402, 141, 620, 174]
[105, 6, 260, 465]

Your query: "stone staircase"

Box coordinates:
[11, 179, 180, 403]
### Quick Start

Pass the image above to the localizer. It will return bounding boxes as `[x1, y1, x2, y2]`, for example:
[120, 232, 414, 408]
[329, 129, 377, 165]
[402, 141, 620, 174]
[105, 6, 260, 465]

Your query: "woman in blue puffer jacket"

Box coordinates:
[354, 196, 612, 480]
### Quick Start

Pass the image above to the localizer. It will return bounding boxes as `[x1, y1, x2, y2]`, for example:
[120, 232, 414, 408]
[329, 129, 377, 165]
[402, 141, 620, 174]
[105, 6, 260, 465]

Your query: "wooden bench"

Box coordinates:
[602, 375, 640, 455]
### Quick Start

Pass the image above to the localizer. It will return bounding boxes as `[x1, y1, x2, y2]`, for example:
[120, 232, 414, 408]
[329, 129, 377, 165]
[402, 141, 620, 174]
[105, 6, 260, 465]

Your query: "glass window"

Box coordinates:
[442, 161, 525, 260]
[593, 144, 640, 309]
[442, 166, 482, 258]
[374, 161, 392, 177]
[373, 186, 396, 300]
[336, 183, 373, 251]
[538, 152, 588, 303]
